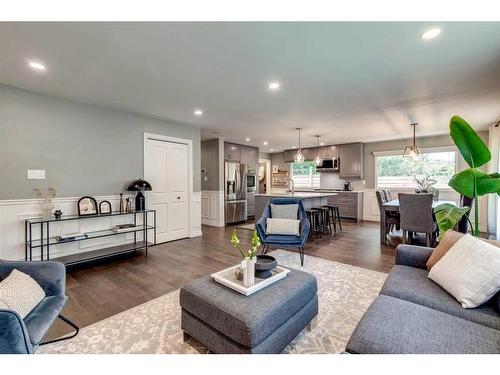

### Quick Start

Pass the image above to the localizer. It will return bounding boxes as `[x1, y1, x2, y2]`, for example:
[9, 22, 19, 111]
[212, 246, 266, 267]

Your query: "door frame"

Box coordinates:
[259, 158, 271, 194]
[143, 132, 194, 241]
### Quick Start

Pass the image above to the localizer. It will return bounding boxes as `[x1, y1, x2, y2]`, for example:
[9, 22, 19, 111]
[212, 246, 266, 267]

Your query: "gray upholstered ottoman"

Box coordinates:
[180, 268, 318, 354]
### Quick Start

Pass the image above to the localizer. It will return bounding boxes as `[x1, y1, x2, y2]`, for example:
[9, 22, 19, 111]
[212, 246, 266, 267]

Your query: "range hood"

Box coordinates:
[316, 158, 339, 172]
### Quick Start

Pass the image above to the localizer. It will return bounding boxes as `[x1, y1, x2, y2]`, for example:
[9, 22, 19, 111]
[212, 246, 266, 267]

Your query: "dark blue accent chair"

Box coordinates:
[256, 198, 310, 266]
[0, 260, 79, 354]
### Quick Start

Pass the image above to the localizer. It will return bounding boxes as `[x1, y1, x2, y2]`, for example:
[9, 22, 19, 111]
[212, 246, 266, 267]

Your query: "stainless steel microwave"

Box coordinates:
[247, 174, 256, 191]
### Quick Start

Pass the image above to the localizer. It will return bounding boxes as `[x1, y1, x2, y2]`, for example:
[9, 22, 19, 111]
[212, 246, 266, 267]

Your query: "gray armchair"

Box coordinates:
[0, 260, 78, 354]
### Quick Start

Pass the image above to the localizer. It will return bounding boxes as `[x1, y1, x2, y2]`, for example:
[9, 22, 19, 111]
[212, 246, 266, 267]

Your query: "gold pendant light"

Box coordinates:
[403, 123, 423, 161]
[314, 135, 322, 166]
[294, 128, 305, 163]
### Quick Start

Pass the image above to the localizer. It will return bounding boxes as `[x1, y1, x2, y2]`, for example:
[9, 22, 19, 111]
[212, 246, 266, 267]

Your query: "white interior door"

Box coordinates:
[145, 139, 189, 243]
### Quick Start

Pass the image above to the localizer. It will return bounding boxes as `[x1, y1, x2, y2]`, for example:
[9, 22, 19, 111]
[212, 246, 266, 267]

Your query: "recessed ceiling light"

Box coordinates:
[27, 60, 46, 72]
[292, 145, 296, 149]
[320, 142, 325, 146]
[194, 109, 203, 116]
[420, 28, 441, 40]
[268, 81, 281, 91]
[270, 148, 274, 152]
[245, 138, 251, 142]
[263, 141, 268, 145]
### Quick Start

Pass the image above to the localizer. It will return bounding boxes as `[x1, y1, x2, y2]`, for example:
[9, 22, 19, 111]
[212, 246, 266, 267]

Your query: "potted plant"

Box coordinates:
[413, 174, 439, 200]
[231, 229, 261, 287]
[435, 115, 500, 239]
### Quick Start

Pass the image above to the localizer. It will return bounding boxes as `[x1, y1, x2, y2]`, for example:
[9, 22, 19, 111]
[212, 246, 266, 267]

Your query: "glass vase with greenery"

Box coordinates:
[435, 115, 500, 239]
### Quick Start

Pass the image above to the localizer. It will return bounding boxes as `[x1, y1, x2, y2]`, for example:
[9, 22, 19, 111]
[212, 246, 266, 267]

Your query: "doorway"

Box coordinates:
[259, 159, 271, 194]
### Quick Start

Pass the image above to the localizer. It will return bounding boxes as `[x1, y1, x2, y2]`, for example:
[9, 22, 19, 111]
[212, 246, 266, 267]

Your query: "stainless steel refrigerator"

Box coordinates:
[224, 162, 248, 224]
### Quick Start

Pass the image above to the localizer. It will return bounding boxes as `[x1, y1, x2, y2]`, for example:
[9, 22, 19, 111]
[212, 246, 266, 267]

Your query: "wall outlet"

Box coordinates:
[204, 176, 208, 181]
[27, 169, 46, 180]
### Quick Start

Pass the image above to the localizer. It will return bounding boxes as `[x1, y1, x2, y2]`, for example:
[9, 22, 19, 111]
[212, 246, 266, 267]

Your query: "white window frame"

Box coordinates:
[374, 146, 459, 191]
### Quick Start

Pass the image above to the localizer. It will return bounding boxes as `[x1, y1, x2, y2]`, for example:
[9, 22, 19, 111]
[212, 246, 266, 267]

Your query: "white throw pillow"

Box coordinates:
[428, 234, 500, 308]
[270, 204, 299, 220]
[0, 269, 46, 318]
[266, 218, 300, 236]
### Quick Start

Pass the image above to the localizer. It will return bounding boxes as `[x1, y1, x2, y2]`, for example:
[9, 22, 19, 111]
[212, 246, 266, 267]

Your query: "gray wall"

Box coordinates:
[271, 152, 289, 174]
[201, 138, 221, 190]
[259, 152, 271, 160]
[0, 84, 201, 199]
[363, 131, 489, 188]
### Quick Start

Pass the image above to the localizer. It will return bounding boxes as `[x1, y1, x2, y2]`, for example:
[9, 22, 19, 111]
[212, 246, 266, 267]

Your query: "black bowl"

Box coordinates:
[255, 255, 278, 279]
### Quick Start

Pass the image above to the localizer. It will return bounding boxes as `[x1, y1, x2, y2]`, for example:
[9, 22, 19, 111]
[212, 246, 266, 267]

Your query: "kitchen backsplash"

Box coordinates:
[320, 172, 366, 190]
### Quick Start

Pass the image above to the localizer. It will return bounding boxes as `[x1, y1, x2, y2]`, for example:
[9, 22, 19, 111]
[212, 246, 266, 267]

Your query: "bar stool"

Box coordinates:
[323, 205, 342, 233]
[305, 208, 322, 240]
[313, 206, 331, 236]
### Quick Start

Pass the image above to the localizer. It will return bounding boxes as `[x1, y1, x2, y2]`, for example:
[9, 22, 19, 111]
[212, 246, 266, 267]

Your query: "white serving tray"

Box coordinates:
[211, 265, 290, 296]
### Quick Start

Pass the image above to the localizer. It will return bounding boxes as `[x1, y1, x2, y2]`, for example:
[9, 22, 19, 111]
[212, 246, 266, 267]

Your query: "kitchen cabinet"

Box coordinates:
[327, 192, 363, 222]
[339, 143, 364, 179]
[247, 192, 255, 217]
[319, 145, 338, 159]
[241, 146, 259, 173]
[224, 143, 241, 161]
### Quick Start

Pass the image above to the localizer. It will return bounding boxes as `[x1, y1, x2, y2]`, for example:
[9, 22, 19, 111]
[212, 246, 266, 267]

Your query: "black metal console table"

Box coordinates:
[25, 210, 156, 267]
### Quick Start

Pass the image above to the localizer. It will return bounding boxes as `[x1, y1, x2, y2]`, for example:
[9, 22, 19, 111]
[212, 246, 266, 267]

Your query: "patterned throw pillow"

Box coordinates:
[0, 269, 46, 318]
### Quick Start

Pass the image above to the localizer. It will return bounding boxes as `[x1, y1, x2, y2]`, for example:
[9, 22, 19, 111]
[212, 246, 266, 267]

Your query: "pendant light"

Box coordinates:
[403, 123, 423, 161]
[314, 135, 322, 166]
[294, 128, 305, 163]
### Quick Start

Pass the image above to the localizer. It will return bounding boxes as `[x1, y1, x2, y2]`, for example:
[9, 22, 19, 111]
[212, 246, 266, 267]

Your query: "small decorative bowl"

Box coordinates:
[255, 255, 278, 279]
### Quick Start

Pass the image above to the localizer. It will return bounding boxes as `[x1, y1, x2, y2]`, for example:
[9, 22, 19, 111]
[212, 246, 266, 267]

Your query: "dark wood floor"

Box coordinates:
[47, 220, 396, 339]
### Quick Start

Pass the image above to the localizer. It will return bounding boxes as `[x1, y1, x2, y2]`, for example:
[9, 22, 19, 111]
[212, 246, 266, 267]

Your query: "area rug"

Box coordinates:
[38, 250, 387, 354]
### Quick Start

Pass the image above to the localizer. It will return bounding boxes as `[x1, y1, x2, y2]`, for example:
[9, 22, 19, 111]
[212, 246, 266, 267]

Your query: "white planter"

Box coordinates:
[243, 257, 256, 287]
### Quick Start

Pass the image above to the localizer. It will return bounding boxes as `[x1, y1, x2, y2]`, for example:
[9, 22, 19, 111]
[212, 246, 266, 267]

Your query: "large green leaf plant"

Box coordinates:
[435, 115, 500, 238]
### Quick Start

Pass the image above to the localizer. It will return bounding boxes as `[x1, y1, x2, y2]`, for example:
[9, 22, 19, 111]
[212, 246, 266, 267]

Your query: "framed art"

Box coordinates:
[272, 165, 279, 173]
[77, 196, 98, 216]
[99, 200, 112, 215]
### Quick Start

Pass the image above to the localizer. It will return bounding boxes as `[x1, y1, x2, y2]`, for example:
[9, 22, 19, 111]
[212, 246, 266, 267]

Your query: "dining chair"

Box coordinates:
[376, 190, 400, 236]
[398, 193, 437, 247]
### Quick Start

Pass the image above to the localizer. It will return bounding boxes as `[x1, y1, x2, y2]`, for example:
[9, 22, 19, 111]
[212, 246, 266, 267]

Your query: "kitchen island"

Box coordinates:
[254, 192, 338, 220]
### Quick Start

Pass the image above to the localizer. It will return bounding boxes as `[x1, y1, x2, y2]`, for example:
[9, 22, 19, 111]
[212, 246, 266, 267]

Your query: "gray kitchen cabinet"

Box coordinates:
[241, 146, 259, 173]
[284, 149, 296, 163]
[339, 143, 364, 179]
[224, 142, 241, 161]
[327, 192, 363, 222]
[320, 145, 338, 159]
[247, 192, 255, 218]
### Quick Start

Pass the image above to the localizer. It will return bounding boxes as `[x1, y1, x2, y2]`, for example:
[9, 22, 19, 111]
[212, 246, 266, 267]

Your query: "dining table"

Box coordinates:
[379, 199, 456, 245]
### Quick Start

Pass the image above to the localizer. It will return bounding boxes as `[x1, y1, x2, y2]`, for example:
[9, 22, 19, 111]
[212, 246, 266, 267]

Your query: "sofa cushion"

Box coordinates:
[266, 218, 300, 235]
[380, 265, 500, 330]
[180, 269, 317, 348]
[346, 295, 500, 354]
[260, 234, 302, 246]
[23, 295, 67, 346]
[428, 234, 500, 308]
[427, 230, 500, 270]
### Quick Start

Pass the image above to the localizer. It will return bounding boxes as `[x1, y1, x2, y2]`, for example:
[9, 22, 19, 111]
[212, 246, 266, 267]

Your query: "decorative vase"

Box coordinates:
[243, 257, 256, 287]
[40, 199, 55, 219]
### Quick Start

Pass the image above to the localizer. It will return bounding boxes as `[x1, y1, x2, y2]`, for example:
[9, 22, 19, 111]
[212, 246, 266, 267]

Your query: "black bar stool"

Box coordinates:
[305, 208, 322, 240]
[323, 205, 342, 233]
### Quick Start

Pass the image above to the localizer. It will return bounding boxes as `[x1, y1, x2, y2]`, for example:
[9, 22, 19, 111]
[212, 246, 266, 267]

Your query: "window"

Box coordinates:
[376, 150, 457, 189]
[290, 161, 320, 189]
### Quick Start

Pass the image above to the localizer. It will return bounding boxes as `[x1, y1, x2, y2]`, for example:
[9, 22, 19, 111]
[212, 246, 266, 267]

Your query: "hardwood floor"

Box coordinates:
[46, 220, 396, 340]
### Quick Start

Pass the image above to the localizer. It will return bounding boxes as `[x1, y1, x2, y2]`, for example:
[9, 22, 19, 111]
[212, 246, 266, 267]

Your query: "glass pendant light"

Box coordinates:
[294, 128, 305, 163]
[403, 123, 423, 161]
[314, 135, 322, 166]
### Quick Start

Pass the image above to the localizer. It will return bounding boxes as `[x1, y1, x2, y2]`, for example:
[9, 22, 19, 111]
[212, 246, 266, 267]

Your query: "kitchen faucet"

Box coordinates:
[287, 177, 295, 195]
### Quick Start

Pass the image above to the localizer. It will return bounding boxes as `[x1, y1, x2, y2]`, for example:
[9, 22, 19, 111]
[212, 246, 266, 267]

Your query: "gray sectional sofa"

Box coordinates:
[346, 244, 500, 354]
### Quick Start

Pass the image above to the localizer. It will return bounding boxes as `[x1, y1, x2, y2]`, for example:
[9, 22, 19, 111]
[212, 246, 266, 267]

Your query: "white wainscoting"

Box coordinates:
[201, 190, 225, 227]
[362, 189, 488, 232]
[190, 192, 203, 237]
[0, 193, 203, 261]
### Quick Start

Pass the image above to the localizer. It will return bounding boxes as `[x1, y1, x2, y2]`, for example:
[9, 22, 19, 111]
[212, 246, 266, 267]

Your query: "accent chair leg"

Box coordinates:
[39, 314, 79, 346]
[299, 247, 304, 266]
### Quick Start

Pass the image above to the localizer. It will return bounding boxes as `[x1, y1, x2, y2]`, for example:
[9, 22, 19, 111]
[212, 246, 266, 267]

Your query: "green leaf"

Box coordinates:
[434, 203, 470, 241]
[449, 168, 500, 197]
[449, 115, 491, 168]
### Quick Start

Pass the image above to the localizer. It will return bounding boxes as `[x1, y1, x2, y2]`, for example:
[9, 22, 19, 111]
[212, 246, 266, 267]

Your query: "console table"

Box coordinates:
[25, 210, 156, 266]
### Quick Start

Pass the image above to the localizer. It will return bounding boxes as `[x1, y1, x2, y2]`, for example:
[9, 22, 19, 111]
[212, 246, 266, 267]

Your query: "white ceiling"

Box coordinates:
[1, 22, 500, 152]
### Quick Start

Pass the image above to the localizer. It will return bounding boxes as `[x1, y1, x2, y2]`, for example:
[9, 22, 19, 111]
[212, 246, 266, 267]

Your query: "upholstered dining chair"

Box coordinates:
[0, 260, 79, 354]
[376, 190, 400, 236]
[256, 198, 310, 266]
[398, 193, 437, 247]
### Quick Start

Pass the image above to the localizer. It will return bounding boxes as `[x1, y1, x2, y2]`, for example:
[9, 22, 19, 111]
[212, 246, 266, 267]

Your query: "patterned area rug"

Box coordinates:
[39, 250, 387, 354]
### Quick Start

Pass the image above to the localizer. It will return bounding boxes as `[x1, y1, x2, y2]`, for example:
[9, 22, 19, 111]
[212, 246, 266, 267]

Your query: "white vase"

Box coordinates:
[41, 200, 55, 219]
[243, 257, 256, 287]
